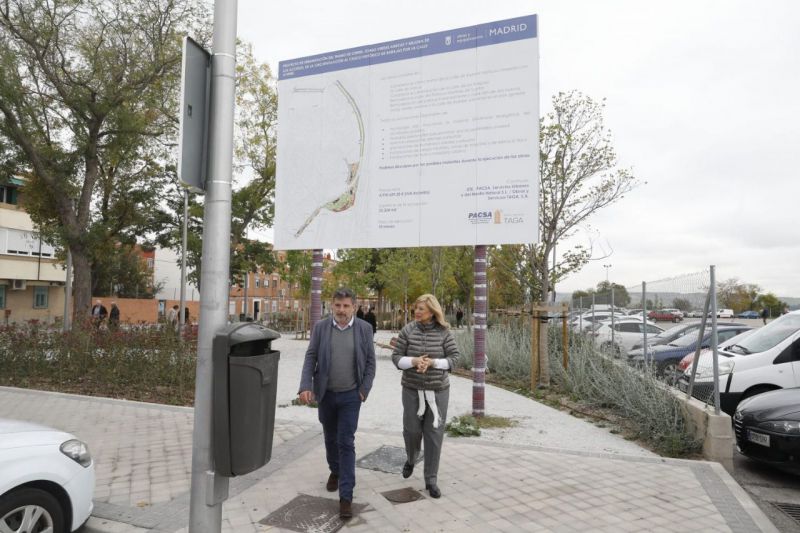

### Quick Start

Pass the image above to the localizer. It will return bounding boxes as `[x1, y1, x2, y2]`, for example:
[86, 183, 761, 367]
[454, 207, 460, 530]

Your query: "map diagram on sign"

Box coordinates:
[289, 80, 365, 238]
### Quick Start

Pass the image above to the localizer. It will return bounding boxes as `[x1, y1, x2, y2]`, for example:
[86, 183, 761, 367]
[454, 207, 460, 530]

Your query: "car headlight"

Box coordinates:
[757, 421, 800, 434]
[733, 409, 744, 421]
[695, 360, 735, 379]
[60, 439, 92, 467]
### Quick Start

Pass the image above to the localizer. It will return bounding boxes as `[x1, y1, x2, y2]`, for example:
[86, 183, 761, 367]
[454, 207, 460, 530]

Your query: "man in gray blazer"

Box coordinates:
[298, 287, 376, 519]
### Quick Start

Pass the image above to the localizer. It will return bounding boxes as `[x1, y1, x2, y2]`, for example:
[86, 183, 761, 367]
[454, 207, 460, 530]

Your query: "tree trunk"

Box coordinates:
[538, 256, 552, 386]
[71, 249, 92, 325]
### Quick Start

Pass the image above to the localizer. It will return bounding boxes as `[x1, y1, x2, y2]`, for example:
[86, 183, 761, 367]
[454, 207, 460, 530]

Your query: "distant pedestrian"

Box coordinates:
[356, 305, 365, 320]
[91, 299, 108, 329]
[760, 307, 769, 325]
[365, 307, 377, 334]
[184, 307, 190, 324]
[391, 294, 460, 499]
[455, 308, 464, 329]
[167, 305, 179, 331]
[109, 302, 120, 331]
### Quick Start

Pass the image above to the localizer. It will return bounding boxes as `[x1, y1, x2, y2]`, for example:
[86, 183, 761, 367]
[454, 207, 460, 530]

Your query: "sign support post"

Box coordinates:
[188, 0, 238, 530]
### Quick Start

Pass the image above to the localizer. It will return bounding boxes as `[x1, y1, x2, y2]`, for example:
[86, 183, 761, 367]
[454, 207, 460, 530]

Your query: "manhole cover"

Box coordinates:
[381, 487, 424, 505]
[259, 494, 368, 533]
[357, 445, 422, 474]
[774, 502, 800, 525]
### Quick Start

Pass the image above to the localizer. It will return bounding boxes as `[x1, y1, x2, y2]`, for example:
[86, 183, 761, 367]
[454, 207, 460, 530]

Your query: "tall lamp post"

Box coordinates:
[603, 264, 612, 284]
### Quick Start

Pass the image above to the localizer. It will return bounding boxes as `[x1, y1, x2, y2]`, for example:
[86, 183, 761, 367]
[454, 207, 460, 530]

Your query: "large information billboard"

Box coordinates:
[275, 15, 538, 249]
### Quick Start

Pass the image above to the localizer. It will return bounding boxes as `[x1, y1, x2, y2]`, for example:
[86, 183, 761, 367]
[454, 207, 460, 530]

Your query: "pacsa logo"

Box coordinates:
[468, 211, 492, 224]
[445, 35, 452, 46]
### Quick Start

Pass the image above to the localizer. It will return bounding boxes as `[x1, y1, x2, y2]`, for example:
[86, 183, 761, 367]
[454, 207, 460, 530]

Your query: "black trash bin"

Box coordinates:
[213, 322, 281, 477]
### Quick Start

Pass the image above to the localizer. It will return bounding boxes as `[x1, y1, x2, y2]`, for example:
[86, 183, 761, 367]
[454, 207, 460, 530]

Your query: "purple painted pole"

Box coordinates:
[473, 245, 487, 417]
[311, 249, 323, 325]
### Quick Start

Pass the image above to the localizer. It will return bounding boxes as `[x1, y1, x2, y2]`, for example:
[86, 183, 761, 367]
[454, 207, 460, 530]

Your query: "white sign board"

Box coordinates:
[275, 15, 539, 249]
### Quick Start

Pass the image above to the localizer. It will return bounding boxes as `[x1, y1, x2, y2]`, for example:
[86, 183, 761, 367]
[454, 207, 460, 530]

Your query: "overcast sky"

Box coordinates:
[235, 0, 799, 297]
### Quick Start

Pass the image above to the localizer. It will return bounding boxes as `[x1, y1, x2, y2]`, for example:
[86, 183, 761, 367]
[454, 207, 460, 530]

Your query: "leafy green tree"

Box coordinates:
[156, 43, 277, 288]
[91, 244, 162, 299]
[756, 293, 786, 318]
[0, 0, 203, 317]
[488, 246, 526, 309]
[332, 248, 381, 301]
[672, 298, 692, 312]
[595, 281, 631, 307]
[379, 248, 427, 320]
[717, 278, 760, 313]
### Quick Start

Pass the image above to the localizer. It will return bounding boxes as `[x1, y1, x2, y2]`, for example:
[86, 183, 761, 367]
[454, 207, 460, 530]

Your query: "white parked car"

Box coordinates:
[679, 311, 800, 415]
[569, 311, 630, 331]
[0, 418, 95, 533]
[591, 319, 665, 357]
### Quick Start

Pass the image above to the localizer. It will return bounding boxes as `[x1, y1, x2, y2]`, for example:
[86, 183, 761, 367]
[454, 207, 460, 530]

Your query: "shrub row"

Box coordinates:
[0, 324, 196, 405]
[453, 322, 701, 457]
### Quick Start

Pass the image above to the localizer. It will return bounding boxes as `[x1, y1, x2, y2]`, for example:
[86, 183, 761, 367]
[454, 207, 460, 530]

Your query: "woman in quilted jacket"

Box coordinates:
[391, 294, 460, 499]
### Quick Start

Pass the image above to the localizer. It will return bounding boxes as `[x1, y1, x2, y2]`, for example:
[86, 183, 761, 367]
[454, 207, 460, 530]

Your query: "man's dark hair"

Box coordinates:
[332, 287, 356, 304]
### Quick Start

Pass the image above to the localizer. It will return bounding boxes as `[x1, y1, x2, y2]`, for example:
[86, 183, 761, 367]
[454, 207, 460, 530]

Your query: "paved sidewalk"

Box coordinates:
[0, 332, 779, 532]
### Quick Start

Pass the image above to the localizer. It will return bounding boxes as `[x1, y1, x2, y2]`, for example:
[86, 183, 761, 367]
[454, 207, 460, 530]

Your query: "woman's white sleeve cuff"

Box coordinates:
[397, 357, 414, 370]
[433, 359, 450, 370]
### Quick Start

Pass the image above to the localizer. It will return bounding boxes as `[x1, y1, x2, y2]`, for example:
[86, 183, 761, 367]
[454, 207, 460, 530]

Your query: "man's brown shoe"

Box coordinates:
[339, 499, 353, 520]
[326, 473, 338, 492]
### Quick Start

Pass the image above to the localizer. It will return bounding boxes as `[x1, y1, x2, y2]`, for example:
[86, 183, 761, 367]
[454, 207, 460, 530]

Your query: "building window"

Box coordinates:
[255, 277, 260, 288]
[0, 286, 5, 308]
[33, 286, 48, 309]
[0, 186, 18, 205]
[146, 257, 154, 269]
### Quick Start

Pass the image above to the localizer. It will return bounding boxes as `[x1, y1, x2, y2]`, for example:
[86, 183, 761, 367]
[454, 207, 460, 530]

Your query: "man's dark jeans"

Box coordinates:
[318, 388, 361, 501]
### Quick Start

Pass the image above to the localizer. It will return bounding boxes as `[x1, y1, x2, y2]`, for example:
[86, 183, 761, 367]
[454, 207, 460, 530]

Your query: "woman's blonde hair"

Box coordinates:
[414, 294, 449, 328]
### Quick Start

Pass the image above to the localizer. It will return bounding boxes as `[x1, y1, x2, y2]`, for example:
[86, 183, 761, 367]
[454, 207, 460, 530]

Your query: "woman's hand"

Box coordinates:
[413, 355, 431, 373]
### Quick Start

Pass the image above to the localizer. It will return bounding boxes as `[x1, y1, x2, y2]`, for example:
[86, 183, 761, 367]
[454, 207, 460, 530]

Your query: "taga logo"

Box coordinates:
[467, 211, 492, 224]
[502, 212, 525, 224]
[445, 35, 452, 46]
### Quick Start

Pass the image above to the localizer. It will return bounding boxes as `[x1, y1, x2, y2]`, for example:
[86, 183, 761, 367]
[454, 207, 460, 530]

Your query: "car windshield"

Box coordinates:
[735, 313, 800, 354]
[656, 324, 691, 339]
[669, 330, 706, 348]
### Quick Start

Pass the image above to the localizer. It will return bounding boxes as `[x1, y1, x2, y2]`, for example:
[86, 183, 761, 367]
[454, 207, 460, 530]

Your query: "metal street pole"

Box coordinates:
[188, 0, 237, 530]
[63, 248, 72, 332]
[243, 271, 248, 319]
[180, 188, 188, 331]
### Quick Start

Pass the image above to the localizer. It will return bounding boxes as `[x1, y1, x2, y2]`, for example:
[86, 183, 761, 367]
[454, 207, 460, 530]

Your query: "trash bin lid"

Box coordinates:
[217, 322, 281, 347]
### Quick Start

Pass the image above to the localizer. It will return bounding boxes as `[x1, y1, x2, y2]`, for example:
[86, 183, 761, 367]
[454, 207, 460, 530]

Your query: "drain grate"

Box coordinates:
[774, 502, 800, 525]
[357, 445, 422, 474]
[259, 494, 368, 533]
[381, 487, 424, 505]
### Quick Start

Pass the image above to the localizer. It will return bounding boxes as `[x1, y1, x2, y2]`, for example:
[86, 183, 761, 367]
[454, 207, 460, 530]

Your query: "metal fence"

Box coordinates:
[567, 266, 732, 414]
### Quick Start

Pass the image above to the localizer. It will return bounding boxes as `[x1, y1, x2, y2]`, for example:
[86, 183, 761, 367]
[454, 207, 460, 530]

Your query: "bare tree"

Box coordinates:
[492, 91, 640, 385]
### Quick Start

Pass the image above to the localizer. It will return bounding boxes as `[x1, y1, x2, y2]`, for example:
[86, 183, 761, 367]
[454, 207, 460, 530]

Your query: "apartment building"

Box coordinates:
[0, 179, 66, 324]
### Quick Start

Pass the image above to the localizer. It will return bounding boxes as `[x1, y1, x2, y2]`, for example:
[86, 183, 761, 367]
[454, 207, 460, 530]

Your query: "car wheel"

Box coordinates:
[0, 488, 65, 533]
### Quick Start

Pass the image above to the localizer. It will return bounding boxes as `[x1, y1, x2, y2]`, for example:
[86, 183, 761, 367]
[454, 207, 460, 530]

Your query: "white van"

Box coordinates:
[681, 310, 800, 415]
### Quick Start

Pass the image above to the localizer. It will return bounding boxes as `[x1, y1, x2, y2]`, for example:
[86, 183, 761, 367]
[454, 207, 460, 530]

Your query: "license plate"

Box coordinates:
[747, 429, 770, 447]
